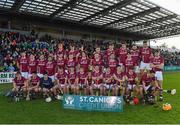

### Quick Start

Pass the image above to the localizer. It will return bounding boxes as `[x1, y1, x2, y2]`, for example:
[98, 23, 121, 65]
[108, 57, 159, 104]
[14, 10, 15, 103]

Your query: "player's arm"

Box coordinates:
[13, 81, 17, 90]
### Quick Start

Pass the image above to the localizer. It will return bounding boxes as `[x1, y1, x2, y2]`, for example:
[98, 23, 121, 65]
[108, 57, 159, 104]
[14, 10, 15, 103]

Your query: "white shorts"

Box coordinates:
[155, 71, 163, 81]
[94, 84, 103, 89]
[127, 84, 136, 90]
[105, 84, 114, 89]
[49, 75, 55, 82]
[37, 73, 44, 78]
[134, 66, 140, 73]
[21, 72, 28, 79]
[140, 61, 151, 70]
[28, 73, 32, 78]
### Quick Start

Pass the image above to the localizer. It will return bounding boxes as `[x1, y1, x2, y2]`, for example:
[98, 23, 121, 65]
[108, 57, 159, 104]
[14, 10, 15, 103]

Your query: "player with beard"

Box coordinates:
[37, 54, 47, 78]
[28, 54, 37, 78]
[114, 66, 126, 96]
[92, 65, 103, 95]
[45, 56, 56, 82]
[68, 67, 78, 95]
[76, 67, 88, 95]
[151, 51, 164, 101]
[17, 52, 29, 79]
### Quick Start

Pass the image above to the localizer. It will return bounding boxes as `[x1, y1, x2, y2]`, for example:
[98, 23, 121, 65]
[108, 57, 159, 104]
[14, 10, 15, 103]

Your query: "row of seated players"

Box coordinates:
[12, 64, 162, 103]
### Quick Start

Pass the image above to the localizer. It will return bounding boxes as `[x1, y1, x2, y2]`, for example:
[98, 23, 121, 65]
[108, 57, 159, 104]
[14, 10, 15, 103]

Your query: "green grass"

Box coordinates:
[0, 72, 180, 124]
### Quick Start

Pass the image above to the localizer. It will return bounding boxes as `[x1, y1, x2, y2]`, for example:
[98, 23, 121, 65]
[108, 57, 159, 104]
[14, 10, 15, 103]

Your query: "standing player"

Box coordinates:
[76, 67, 88, 95]
[66, 54, 77, 70]
[17, 52, 29, 79]
[27, 71, 40, 100]
[37, 54, 47, 78]
[56, 54, 66, 70]
[92, 65, 103, 95]
[108, 54, 117, 74]
[114, 66, 126, 96]
[45, 56, 56, 82]
[93, 45, 103, 60]
[124, 52, 135, 72]
[140, 41, 152, 71]
[56, 42, 66, 60]
[151, 51, 164, 101]
[131, 45, 140, 74]
[92, 53, 104, 72]
[78, 51, 89, 72]
[117, 42, 128, 67]
[105, 42, 116, 62]
[28, 54, 37, 78]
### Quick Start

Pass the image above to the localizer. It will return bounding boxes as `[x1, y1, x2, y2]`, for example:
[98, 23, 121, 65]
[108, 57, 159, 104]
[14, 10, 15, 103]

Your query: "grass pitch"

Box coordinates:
[0, 72, 180, 124]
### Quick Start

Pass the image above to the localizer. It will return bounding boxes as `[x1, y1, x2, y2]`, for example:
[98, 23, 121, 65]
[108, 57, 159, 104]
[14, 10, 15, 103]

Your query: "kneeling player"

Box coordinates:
[27, 71, 40, 100]
[12, 71, 27, 100]
[114, 66, 126, 96]
[54, 67, 68, 97]
[139, 71, 157, 104]
[92, 65, 103, 95]
[40, 72, 54, 101]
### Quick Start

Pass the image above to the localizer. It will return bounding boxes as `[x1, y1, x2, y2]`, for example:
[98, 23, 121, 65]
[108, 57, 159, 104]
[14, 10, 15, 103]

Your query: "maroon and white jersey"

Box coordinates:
[56, 58, 66, 69]
[114, 72, 125, 84]
[78, 72, 87, 84]
[105, 49, 116, 61]
[78, 58, 89, 72]
[45, 61, 56, 76]
[18, 57, 28, 72]
[127, 72, 137, 85]
[37, 60, 47, 74]
[14, 76, 26, 87]
[131, 49, 140, 66]
[152, 57, 164, 72]
[141, 73, 153, 86]
[117, 47, 128, 64]
[93, 52, 103, 60]
[124, 58, 135, 72]
[56, 72, 67, 84]
[56, 49, 66, 57]
[67, 50, 79, 58]
[92, 59, 103, 68]
[140, 47, 152, 63]
[30, 76, 40, 86]
[68, 72, 76, 84]
[103, 72, 113, 84]
[66, 59, 77, 68]
[92, 71, 103, 84]
[108, 59, 117, 74]
[28, 60, 37, 74]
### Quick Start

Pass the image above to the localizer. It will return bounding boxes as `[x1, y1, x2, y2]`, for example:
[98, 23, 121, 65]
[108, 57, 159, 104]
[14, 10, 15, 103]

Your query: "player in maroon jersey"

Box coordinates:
[140, 41, 152, 71]
[103, 67, 114, 96]
[68, 43, 79, 60]
[114, 66, 126, 96]
[125, 69, 139, 97]
[27, 71, 40, 100]
[67, 67, 78, 95]
[28, 54, 37, 78]
[55, 42, 66, 60]
[17, 52, 29, 78]
[105, 42, 116, 62]
[92, 65, 103, 95]
[76, 67, 88, 95]
[56, 53, 66, 70]
[150, 51, 164, 101]
[131, 45, 140, 73]
[93, 45, 103, 60]
[92, 53, 104, 71]
[78, 51, 89, 72]
[86, 72, 93, 95]
[53, 67, 68, 98]
[12, 72, 27, 97]
[124, 52, 135, 72]
[66, 54, 77, 70]
[45, 56, 56, 82]
[117, 42, 128, 66]
[37, 54, 47, 78]
[108, 54, 117, 74]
